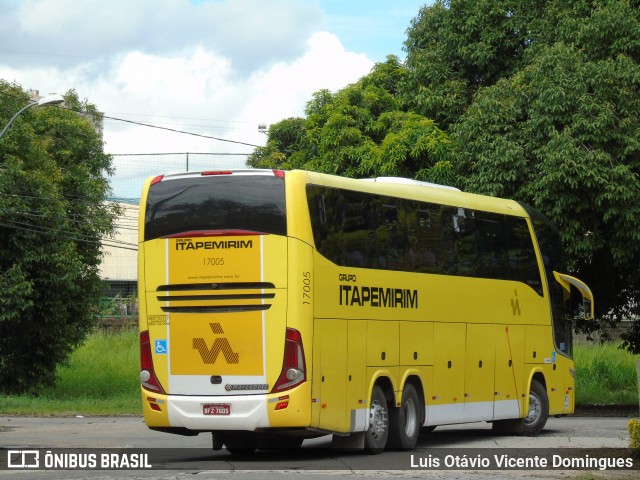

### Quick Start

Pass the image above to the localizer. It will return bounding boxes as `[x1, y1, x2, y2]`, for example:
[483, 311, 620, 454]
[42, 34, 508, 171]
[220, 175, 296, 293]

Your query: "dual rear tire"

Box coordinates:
[364, 384, 421, 453]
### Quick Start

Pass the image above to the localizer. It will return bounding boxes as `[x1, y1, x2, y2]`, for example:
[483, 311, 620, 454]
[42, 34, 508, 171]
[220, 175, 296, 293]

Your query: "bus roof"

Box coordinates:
[144, 169, 528, 219]
[294, 170, 527, 218]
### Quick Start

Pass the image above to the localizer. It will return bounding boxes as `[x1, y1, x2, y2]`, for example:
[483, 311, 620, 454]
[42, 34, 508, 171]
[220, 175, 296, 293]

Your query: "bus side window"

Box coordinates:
[439, 206, 457, 274]
[409, 207, 438, 272]
[504, 216, 543, 295]
[476, 213, 509, 279]
[417, 209, 431, 229]
[451, 208, 477, 277]
[378, 203, 404, 269]
[318, 194, 327, 226]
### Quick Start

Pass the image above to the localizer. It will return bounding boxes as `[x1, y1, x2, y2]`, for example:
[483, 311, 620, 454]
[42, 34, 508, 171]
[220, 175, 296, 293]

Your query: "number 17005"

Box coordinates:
[204, 257, 224, 266]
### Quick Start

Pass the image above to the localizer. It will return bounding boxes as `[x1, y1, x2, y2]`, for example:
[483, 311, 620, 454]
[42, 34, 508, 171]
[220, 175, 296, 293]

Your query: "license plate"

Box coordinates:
[203, 403, 231, 415]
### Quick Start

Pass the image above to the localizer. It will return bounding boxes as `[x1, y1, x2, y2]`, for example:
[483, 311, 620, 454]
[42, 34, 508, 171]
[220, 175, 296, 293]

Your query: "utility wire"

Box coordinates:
[2, 217, 137, 246]
[101, 115, 262, 148]
[0, 209, 138, 231]
[1, 90, 263, 147]
[0, 220, 138, 251]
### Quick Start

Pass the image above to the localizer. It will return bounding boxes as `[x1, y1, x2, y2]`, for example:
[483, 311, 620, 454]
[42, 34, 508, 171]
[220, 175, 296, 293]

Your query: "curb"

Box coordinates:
[574, 404, 638, 417]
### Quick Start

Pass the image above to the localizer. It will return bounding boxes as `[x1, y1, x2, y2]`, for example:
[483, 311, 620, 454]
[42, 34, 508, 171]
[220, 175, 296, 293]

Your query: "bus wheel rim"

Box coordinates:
[369, 401, 387, 439]
[525, 393, 541, 425]
[404, 397, 418, 436]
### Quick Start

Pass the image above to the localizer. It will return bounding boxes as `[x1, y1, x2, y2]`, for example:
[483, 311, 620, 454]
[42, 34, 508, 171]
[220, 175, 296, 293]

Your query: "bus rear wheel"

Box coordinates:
[225, 435, 258, 455]
[388, 383, 420, 450]
[364, 385, 389, 454]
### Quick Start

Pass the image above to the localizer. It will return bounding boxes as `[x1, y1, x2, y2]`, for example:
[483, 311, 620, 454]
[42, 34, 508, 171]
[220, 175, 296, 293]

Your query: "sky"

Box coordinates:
[0, 0, 428, 196]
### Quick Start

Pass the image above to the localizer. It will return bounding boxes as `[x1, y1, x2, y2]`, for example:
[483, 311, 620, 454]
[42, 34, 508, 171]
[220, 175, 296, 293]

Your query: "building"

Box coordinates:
[99, 201, 139, 318]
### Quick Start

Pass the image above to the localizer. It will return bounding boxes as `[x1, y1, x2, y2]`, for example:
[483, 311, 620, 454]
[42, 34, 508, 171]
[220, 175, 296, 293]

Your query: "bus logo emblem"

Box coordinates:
[193, 323, 240, 364]
[511, 290, 521, 316]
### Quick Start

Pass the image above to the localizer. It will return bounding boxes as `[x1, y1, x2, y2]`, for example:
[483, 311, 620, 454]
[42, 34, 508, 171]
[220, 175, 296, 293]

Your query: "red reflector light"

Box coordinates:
[150, 175, 164, 186]
[275, 402, 289, 410]
[140, 330, 166, 394]
[201, 171, 232, 176]
[272, 328, 306, 393]
[273, 170, 285, 179]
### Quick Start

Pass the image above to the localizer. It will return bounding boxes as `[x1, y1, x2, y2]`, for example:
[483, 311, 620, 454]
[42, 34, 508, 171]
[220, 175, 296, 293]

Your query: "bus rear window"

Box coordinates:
[144, 175, 286, 241]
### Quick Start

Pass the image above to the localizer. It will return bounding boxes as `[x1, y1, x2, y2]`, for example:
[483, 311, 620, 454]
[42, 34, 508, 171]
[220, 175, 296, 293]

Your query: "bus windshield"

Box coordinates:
[144, 173, 286, 241]
[519, 202, 576, 356]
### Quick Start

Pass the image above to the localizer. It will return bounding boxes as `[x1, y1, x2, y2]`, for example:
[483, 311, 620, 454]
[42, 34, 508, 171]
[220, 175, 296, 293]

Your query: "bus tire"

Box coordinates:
[522, 379, 549, 435]
[388, 384, 420, 450]
[364, 385, 389, 454]
[225, 435, 258, 455]
[492, 379, 549, 436]
[259, 436, 304, 450]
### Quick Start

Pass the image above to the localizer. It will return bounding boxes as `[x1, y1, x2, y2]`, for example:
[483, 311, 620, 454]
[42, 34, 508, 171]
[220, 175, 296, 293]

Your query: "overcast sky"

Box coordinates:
[0, 0, 427, 196]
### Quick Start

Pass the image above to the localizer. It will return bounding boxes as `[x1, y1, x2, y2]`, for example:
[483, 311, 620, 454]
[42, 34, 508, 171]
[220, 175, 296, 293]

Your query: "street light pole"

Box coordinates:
[0, 93, 65, 141]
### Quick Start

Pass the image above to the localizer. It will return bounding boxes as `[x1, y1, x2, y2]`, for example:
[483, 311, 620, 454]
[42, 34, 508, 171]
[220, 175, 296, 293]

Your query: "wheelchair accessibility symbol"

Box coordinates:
[155, 340, 167, 354]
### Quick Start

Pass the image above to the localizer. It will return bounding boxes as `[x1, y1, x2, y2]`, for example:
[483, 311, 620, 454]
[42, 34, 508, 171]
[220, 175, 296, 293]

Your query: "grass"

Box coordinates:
[0, 329, 141, 416]
[574, 342, 639, 406]
[0, 332, 638, 416]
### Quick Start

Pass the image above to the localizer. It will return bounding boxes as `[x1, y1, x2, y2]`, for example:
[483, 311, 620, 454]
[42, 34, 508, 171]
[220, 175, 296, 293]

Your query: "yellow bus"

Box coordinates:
[138, 169, 593, 453]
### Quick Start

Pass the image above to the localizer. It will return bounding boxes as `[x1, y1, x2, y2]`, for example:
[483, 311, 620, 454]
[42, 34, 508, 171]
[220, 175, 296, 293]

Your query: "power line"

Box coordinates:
[0, 208, 137, 228]
[110, 152, 249, 156]
[101, 115, 262, 148]
[104, 111, 254, 125]
[0, 219, 138, 251]
[1, 90, 263, 147]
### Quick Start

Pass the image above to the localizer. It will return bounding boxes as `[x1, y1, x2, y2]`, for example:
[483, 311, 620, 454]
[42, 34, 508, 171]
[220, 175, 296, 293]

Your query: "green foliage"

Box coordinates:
[251, 0, 640, 351]
[402, 0, 548, 128]
[0, 81, 118, 394]
[630, 419, 640, 451]
[248, 56, 452, 181]
[440, 2, 640, 336]
[573, 343, 638, 405]
[0, 330, 140, 415]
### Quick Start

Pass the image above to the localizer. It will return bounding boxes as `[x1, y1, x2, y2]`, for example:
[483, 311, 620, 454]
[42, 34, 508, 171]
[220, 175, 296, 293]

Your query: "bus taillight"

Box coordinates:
[150, 175, 164, 186]
[140, 330, 166, 394]
[273, 328, 306, 392]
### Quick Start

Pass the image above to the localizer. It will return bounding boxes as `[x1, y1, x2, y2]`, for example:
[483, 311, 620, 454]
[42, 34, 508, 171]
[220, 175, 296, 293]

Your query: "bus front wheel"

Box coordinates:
[492, 379, 549, 436]
[364, 385, 389, 454]
[522, 379, 549, 435]
[388, 383, 420, 450]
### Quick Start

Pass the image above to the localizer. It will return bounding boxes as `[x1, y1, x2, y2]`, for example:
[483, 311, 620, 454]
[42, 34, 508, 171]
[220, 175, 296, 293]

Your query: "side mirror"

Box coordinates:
[553, 272, 594, 320]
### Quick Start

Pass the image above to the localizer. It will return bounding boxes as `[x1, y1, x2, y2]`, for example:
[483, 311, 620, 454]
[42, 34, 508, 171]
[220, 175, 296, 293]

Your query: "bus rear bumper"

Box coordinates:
[166, 394, 271, 431]
[142, 383, 312, 433]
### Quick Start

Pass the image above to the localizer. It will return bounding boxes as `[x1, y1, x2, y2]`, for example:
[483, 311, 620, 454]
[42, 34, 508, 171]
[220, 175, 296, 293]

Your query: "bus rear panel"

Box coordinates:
[138, 170, 311, 438]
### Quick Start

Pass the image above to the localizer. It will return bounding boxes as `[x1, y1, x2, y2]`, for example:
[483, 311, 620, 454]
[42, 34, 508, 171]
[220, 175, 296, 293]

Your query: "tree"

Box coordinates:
[404, 0, 640, 349]
[248, 56, 452, 182]
[402, 0, 549, 128]
[251, 0, 640, 351]
[0, 82, 119, 393]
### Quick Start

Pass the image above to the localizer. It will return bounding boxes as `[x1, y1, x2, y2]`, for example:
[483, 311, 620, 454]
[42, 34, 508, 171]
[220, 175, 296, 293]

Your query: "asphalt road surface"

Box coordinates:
[1, 414, 637, 479]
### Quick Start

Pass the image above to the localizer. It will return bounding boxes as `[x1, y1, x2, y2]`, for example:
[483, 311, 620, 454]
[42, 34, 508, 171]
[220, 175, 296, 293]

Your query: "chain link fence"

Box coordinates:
[109, 152, 251, 200]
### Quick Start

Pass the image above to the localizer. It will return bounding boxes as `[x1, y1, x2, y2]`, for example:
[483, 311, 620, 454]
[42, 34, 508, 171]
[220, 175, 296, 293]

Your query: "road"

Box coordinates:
[0, 414, 637, 479]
